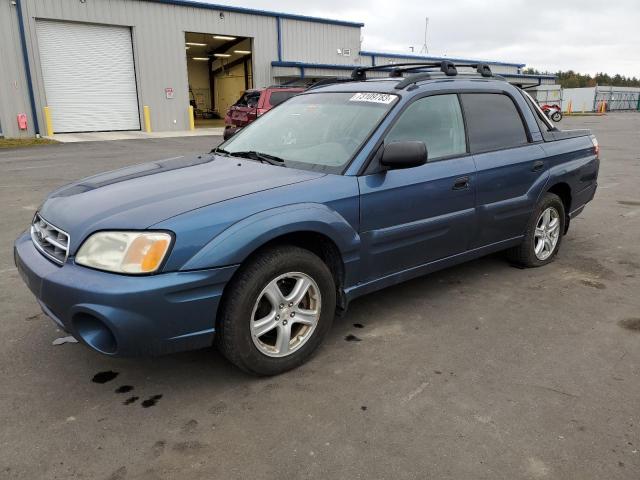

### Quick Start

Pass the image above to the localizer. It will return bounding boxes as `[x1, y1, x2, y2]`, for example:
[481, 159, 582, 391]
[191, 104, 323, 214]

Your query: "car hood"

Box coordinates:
[38, 154, 325, 252]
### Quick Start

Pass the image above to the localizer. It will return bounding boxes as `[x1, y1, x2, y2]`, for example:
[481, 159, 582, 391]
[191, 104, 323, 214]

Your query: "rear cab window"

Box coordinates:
[460, 93, 529, 153]
[234, 91, 261, 108]
[519, 88, 556, 135]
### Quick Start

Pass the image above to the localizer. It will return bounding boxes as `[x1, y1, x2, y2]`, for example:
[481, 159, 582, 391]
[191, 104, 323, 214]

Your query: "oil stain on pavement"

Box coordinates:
[619, 317, 640, 331]
[141, 394, 163, 408]
[91, 371, 119, 384]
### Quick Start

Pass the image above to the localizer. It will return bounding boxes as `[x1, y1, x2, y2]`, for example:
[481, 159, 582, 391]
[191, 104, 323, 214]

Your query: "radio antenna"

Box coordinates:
[420, 17, 429, 54]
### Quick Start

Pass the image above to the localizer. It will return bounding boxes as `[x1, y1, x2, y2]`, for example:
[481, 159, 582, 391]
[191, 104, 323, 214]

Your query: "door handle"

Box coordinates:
[531, 160, 545, 172]
[452, 176, 470, 190]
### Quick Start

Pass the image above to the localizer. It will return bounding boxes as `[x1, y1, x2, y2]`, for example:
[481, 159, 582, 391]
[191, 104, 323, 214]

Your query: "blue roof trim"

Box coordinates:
[146, 0, 365, 27]
[272, 61, 358, 71]
[360, 50, 526, 68]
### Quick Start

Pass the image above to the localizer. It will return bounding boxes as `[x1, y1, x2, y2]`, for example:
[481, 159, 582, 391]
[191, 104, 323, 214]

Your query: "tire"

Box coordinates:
[507, 192, 566, 268]
[215, 245, 336, 376]
[551, 111, 562, 122]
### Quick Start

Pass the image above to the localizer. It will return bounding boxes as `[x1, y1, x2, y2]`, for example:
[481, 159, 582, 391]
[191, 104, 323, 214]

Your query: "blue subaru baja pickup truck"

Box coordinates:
[15, 61, 599, 375]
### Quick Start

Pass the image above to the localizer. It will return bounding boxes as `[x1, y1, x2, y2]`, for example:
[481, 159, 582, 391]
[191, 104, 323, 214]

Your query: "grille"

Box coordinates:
[30, 213, 69, 265]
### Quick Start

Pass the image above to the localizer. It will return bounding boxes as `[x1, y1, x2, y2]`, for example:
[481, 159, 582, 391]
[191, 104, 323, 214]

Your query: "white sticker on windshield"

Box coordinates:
[349, 92, 395, 104]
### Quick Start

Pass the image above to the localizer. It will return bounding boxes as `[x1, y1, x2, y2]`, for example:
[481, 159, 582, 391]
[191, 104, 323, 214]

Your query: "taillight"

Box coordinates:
[590, 135, 600, 159]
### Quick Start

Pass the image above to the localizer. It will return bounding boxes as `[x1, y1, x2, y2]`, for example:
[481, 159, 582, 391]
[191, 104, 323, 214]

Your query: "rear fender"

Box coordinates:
[180, 203, 361, 271]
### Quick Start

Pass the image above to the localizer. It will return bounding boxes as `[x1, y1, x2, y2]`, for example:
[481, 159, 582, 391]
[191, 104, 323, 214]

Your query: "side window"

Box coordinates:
[460, 93, 529, 152]
[385, 94, 466, 161]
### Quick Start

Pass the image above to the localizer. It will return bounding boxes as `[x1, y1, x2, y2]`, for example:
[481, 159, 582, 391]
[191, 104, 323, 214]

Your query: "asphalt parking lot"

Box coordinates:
[1, 114, 639, 480]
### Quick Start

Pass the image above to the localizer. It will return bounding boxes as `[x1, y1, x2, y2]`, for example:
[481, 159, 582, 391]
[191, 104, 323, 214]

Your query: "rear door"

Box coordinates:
[460, 92, 548, 248]
[358, 94, 476, 281]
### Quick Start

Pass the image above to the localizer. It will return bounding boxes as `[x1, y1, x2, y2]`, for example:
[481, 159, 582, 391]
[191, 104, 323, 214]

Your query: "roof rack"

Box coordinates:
[303, 61, 497, 93]
[351, 61, 494, 81]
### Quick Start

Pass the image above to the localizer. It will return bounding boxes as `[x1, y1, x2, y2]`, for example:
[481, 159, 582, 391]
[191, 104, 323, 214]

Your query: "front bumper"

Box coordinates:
[14, 232, 238, 357]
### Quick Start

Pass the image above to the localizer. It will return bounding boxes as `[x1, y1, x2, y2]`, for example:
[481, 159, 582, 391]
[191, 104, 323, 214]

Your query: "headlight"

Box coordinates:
[76, 231, 172, 274]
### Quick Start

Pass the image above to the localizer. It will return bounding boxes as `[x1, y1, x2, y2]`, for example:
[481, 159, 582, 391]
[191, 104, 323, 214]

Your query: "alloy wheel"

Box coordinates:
[534, 207, 560, 261]
[250, 272, 321, 357]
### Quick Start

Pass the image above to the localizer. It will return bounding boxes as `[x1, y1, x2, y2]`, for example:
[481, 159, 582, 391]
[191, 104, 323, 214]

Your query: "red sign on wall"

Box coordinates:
[17, 113, 28, 130]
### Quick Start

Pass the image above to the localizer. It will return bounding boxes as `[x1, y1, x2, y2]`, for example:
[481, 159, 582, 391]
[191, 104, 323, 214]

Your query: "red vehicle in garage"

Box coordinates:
[223, 86, 305, 140]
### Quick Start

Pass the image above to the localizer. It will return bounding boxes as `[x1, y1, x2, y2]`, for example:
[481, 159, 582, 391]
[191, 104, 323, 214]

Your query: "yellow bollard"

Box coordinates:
[143, 105, 151, 133]
[567, 100, 573, 114]
[582, 103, 585, 114]
[43, 106, 54, 137]
[188, 105, 195, 131]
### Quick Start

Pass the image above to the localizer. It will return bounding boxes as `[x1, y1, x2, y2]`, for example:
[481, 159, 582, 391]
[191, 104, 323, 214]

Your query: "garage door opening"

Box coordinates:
[36, 20, 141, 134]
[185, 32, 253, 129]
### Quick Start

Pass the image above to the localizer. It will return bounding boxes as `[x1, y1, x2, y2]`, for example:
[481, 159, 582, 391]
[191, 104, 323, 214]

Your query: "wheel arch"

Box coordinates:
[546, 182, 572, 232]
[236, 230, 347, 311]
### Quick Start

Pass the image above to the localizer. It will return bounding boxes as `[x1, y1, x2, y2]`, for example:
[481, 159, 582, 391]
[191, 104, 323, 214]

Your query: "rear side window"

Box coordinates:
[385, 94, 466, 160]
[461, 93, 528, 152]
[268, 91, 299, 107]
[234, 92, 260, 108]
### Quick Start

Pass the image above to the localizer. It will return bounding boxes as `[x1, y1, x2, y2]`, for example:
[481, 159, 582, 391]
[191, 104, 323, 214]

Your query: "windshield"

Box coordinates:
[219, 92, 398, 173]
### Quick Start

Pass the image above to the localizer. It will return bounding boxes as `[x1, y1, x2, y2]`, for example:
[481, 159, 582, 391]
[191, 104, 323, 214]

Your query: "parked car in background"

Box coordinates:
[15, 62, 599, 376]
[223, 86, 305, 140]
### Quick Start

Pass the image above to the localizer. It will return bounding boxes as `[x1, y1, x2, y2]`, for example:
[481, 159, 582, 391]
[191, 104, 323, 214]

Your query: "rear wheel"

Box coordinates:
[216, 245, 336, 376]
[507, 192, 565, 267]
[551, 111, 563, 122]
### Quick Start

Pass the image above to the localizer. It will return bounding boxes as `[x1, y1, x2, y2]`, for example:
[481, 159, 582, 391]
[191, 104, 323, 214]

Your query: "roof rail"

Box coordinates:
[305, 77, 354, 91]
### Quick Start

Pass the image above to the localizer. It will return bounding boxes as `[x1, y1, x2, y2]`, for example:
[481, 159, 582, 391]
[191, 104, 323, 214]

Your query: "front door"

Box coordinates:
[358, 94, 476, 281]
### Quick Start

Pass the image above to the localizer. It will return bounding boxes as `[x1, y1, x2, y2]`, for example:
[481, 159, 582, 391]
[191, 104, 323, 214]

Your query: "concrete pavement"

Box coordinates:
[0, 115, 638, 479]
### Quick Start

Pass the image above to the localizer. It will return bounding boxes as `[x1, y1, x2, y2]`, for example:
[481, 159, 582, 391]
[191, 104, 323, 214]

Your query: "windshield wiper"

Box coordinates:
[228, 150, 286, 166]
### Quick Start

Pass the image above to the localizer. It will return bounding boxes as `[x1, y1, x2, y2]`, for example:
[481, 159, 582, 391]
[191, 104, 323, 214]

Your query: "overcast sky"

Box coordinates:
[205, 0, 640, 77]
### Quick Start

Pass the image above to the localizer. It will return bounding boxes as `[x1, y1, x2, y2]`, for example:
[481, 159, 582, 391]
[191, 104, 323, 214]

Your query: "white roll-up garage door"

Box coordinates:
[36, 21, 140, 133]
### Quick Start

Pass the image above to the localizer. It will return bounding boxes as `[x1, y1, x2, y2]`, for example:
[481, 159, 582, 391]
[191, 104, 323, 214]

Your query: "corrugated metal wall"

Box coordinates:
[11, 0, 280, 135]
[280, 18, 361, 65]
[0, 0, 35, 137]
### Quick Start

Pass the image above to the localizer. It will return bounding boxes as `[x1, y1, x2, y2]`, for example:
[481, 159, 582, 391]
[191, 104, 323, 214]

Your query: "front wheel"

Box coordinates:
[551, 111, 563, 122]
[507, 192, 565, 267]
[216, 245, 336, 376]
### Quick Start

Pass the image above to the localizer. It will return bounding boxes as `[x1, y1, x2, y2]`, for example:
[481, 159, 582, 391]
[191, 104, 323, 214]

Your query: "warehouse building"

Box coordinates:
[0, 0, 549, 138]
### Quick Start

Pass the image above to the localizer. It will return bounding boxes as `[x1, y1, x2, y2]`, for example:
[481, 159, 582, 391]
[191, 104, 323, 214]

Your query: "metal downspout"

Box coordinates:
[15, 0, 40, 135]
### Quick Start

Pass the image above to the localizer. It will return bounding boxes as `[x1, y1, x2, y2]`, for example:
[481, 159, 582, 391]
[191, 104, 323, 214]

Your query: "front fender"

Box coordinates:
[180, 203, 361, 271]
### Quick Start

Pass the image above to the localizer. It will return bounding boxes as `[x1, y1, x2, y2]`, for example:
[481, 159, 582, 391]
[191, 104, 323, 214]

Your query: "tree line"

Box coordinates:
[523, 68, 640, 88]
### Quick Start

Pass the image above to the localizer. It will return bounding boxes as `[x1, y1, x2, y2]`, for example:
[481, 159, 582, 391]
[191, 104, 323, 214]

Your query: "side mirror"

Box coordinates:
[380, 141, 428, 170]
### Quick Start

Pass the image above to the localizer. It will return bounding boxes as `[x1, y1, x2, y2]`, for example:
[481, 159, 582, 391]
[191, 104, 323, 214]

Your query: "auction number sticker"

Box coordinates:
[349, 92, 396, 104]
